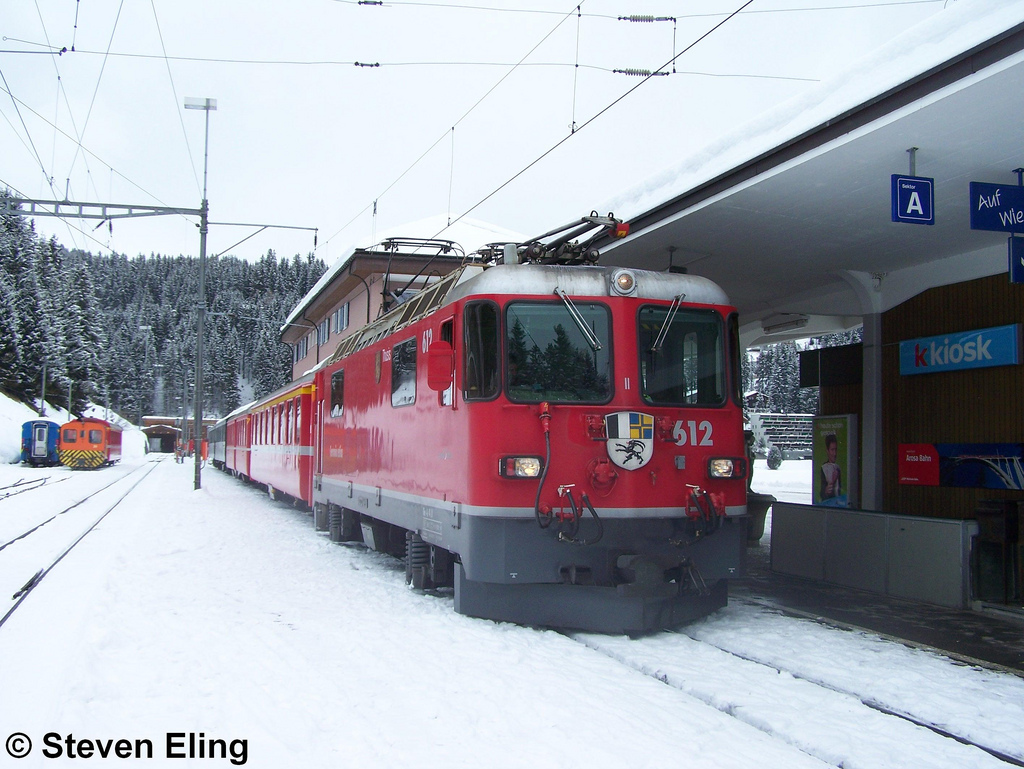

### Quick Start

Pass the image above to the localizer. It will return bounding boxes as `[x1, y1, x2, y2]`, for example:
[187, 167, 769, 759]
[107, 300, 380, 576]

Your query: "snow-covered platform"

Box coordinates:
[736, 539, 1024, 676]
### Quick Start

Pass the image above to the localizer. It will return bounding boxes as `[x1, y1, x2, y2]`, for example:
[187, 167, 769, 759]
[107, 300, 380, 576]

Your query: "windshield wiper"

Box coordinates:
[651, 294, 685, 352]
[554, 287, 602, 351]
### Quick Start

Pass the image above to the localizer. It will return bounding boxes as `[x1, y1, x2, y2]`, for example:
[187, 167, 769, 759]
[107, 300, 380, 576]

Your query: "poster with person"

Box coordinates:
[813, 415, 858, 507]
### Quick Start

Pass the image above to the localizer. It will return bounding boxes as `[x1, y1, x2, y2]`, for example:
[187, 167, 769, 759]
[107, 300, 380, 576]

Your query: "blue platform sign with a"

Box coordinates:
[891, 175, 934, 225]
[970, 182, 1024, 232]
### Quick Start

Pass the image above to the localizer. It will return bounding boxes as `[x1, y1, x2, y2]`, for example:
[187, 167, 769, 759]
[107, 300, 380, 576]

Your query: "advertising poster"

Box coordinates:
[813, 415, 857, 508]
[898, 443, 1024, 489]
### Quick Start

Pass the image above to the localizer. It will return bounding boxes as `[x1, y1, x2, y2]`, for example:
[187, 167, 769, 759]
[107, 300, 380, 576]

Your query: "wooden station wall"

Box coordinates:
[881, 273, 1024, 519]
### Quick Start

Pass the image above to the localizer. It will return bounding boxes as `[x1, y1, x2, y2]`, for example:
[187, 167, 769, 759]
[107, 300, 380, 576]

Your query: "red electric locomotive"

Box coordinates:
[298, 215, 749, 633]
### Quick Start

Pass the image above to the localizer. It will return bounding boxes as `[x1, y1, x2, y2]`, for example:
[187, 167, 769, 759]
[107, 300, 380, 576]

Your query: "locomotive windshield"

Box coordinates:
[506, 301, 612, 403]
[638, 306, 726, 406]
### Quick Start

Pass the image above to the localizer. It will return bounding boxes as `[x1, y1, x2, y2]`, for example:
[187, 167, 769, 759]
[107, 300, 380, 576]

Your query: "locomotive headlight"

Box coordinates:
[500, 456, 543, 478]
[611, 269, 637, 296]
[708, 458, 739, 478]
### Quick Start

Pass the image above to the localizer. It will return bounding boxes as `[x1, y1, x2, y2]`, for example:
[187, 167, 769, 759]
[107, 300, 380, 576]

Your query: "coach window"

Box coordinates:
[63, 428, 77, 443]
[295, 397, 302, 436]
[89, 429, 103, 443]
[392, 337, 417, 407]
[463, 301, 500, 400]
[331, 370, 345, 417]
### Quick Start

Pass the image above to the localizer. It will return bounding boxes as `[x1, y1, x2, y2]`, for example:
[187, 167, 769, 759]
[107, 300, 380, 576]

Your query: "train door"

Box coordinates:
[32, 423, 49, 459]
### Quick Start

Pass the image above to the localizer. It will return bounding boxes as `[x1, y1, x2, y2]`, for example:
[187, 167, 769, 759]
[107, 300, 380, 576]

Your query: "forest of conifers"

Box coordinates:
[1, 194, 325, 422]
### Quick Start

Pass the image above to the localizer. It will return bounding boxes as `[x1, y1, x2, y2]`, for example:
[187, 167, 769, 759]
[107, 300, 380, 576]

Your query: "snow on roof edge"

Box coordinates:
[600, 0, 1024, 225]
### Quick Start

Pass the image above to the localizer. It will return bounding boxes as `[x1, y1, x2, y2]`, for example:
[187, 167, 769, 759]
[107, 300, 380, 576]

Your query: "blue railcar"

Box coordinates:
[21, 419, 61, 466]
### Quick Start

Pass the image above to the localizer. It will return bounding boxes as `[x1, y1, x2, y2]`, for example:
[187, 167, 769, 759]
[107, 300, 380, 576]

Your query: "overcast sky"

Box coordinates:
[3, 0, 947, 265]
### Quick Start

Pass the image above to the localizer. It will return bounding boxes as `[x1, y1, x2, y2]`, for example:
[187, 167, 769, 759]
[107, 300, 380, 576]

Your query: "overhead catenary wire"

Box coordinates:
[0, 84, 196, 226]
[444, 0, 757, 234]
[5, 0, 911, 261]
[317, 1, 583, 253]
[148, 0, 201, 197]
[570, 4, 581, 133]
[31, 0, 105, 249]
[333, 0, 943, 18]
[64, 0, 125, 192]
[36, 47, 819, 81]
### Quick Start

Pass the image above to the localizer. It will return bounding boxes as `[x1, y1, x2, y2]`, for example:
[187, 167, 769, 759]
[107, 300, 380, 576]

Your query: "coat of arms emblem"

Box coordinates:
[604, 412, 654, 470]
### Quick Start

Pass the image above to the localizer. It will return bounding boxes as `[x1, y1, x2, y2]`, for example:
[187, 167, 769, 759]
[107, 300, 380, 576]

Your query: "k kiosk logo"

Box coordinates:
[899, 324, 1022, 375]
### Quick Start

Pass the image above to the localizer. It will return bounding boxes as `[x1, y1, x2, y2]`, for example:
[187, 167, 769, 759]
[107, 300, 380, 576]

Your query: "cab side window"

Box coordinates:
[463, 301, 499, 400]
[392, 338, 417, 407]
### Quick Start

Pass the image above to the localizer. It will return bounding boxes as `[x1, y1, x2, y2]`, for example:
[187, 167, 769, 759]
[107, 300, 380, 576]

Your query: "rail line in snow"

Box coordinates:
[0, 464, 152, 554]
[569, 623, 1024, 768]
[0, 475, 68, 501]
[0, 460, 160, 630]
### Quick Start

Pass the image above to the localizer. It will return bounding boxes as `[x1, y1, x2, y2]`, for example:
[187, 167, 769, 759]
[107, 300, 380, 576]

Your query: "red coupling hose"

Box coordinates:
[538, 401, 551, 433]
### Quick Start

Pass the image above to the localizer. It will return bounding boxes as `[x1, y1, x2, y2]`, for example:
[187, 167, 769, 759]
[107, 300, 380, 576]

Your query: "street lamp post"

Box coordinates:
[184, 97, 216, 490]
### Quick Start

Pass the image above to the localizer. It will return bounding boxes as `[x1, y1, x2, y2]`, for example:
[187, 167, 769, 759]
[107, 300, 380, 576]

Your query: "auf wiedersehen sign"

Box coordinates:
[891, 174, 934, 225]
[969, 182, 1024, 232]
[899, 324, 1022, 375]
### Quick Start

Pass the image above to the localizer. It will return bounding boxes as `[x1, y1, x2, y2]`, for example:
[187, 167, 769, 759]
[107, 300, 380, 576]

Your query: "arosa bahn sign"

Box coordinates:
[899, 324, 1022, 376]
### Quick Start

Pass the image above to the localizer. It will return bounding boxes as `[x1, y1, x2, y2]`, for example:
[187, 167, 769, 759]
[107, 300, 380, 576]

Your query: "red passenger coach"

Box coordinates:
[300, 215, 750, 634]
[212, 406, 253, 480]
[226, 412, 252, 480]
[247, 376, 316, 507]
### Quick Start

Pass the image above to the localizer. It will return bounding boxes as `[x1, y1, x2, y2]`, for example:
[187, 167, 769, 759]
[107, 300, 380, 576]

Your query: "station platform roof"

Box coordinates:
[592, 2, 1024, 348]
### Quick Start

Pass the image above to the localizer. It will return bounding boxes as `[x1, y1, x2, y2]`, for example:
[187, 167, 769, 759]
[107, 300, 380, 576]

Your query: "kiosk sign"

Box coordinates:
[899, 324, 1021, 375]
[969, 182, 1024, 232]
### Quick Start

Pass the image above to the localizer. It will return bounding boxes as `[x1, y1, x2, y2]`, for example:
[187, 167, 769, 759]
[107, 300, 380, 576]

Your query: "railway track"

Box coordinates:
[0, 475, 68, 501]
[0, 459, 161, 629]
[570, 610, 1024, 768]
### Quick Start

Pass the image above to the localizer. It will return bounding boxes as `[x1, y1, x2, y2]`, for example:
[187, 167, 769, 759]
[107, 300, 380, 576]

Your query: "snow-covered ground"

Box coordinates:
[1, 393, 1021, 768]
